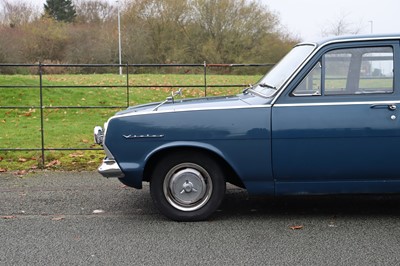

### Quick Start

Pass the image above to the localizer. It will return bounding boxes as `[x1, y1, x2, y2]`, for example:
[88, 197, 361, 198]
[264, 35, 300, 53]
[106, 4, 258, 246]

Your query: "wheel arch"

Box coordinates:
[142, 142, 245, 189]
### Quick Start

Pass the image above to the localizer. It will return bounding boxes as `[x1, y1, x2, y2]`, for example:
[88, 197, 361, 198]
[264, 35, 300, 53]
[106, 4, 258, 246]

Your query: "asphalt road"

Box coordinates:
[1, 171, 400, 266]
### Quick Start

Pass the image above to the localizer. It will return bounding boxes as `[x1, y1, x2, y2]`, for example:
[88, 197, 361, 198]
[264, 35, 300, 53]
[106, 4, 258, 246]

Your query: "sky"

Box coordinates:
[263, 0, 400, 40]
[15, 0, 400, 41]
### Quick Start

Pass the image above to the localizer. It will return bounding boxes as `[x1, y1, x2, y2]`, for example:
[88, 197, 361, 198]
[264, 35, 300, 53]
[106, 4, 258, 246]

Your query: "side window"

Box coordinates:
[292, 62, 322, 96]
[292, 46, 394, 96]
[324, 50, 352, 95]
[358, 49, 394, 93]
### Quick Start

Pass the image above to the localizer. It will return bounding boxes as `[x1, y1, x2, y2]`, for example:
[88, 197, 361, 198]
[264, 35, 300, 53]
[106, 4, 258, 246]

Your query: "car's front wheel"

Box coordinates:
[150, 151, 226, 221]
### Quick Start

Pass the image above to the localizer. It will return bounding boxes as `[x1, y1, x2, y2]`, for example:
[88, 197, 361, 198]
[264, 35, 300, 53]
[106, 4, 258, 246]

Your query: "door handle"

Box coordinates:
[370, 104, 397, 111]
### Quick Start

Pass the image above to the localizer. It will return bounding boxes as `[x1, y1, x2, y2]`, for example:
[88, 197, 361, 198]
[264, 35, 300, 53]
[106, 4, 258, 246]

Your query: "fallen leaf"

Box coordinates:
[0, 168, 6, 172]
[18, 158, 28, 162]
[1, 216, 16, 219]
[45, 160, 61, 168]
[51, 216, 65, 221]
[16, 170, 27, 176]
[289, 225, 304, 230]
[69, 152, 83, 158]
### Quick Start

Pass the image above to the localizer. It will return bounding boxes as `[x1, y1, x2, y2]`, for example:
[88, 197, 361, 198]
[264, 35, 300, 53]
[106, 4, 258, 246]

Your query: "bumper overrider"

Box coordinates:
[94, 126, 125, 178]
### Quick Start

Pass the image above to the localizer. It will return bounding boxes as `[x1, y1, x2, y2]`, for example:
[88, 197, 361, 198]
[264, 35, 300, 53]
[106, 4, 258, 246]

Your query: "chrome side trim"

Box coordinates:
[111, 104, 272, 120]
[274, 100, 400, 108]
[98, 158, 124, 178]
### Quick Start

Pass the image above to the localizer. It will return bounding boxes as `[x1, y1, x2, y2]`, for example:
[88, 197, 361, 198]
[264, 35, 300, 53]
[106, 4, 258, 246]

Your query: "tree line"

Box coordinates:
[0, 0, 299, 74]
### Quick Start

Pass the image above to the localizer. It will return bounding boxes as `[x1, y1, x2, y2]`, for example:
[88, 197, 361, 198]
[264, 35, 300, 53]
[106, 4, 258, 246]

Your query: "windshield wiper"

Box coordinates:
[242, 83, 278, 99]
[258, 83, 277, 90]
[242, 83, 277, 99]
[242, 84, 253, 94]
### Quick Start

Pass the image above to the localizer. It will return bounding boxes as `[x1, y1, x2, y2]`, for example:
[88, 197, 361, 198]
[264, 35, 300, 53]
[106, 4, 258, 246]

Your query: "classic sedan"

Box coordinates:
[94, 34, 400, 221]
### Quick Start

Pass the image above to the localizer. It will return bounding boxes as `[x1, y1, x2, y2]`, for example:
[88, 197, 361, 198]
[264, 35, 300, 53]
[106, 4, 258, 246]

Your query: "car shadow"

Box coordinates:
[215, 186, 400, 219]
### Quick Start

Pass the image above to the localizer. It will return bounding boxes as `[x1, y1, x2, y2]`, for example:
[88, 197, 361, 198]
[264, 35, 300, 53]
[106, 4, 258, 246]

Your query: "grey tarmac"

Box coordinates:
[1, 171, 400, 265]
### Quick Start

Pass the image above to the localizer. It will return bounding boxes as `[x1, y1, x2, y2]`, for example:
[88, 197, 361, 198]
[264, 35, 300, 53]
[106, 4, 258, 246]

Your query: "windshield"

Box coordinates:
[251, 44, 315, 97]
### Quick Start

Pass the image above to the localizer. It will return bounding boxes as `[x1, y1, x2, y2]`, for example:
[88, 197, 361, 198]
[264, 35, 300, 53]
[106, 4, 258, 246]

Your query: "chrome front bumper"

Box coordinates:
[94, 125, 124, 178]
[98, 158, 125, 178]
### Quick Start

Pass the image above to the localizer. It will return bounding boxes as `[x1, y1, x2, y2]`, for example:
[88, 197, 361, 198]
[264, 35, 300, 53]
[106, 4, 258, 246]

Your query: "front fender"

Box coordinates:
[118, 141, 228, 189]
[105, 106, 273, 192]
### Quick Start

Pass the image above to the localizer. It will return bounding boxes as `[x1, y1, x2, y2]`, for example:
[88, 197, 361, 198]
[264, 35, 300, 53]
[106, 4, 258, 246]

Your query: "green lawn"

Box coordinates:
[0, 74, 262, 172]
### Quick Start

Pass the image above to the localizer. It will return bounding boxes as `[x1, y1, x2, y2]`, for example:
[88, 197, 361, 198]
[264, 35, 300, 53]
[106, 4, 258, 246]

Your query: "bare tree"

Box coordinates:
[65, 22, 117, 64]
[190, 0, 281, 62]
[0, 0, 40, 27]
[20, 18, 69, 63]
[322, 12, 362, 37]
[0, 0, 298, 68]
[124, 0, 191, 63]
[74, 0, 117, 23]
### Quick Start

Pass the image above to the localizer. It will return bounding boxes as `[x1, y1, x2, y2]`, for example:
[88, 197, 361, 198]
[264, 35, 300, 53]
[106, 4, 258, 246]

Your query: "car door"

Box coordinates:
[271, 41, 400, 195]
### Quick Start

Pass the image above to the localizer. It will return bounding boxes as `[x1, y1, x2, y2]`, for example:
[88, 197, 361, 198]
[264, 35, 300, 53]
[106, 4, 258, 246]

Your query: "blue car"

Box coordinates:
[94, 34, 400, 221]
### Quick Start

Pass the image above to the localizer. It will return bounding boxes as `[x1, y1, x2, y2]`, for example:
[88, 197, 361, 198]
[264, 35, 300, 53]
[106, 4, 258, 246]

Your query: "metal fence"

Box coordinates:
[0, 62, 274, 167]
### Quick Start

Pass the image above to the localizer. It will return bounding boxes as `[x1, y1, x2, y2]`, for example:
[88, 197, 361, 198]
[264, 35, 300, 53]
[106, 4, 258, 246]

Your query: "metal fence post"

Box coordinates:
[204, 61, 207, 97]
[126, 64, 129, 108]
[39, 63, 45, 168]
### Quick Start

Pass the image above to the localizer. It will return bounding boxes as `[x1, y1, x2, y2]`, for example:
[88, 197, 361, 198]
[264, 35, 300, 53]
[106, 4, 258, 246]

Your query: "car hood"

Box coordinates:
[115, 94, 267, 116]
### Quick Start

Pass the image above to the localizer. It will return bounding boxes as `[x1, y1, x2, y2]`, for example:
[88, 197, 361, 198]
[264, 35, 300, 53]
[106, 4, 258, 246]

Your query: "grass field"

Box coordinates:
[0, 73, 262, 173]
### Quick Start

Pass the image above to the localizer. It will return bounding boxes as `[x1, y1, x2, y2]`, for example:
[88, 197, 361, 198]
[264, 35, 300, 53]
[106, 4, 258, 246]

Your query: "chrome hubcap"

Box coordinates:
[181, 180, 197, 194]
[164, 163, 212, 212]
[171, 168, 206, 204]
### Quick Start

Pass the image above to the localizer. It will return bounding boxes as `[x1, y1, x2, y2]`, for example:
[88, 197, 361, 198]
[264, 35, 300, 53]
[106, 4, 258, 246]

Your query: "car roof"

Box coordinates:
[299, 33, 400, 47]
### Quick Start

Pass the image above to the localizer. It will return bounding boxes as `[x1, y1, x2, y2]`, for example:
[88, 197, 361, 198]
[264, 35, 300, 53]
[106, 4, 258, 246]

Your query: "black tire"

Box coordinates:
[150, 151, 226, 221]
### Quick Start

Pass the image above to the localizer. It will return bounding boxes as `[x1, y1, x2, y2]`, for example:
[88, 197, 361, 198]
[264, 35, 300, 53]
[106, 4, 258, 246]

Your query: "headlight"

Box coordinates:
[94, 126, 104, 145]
